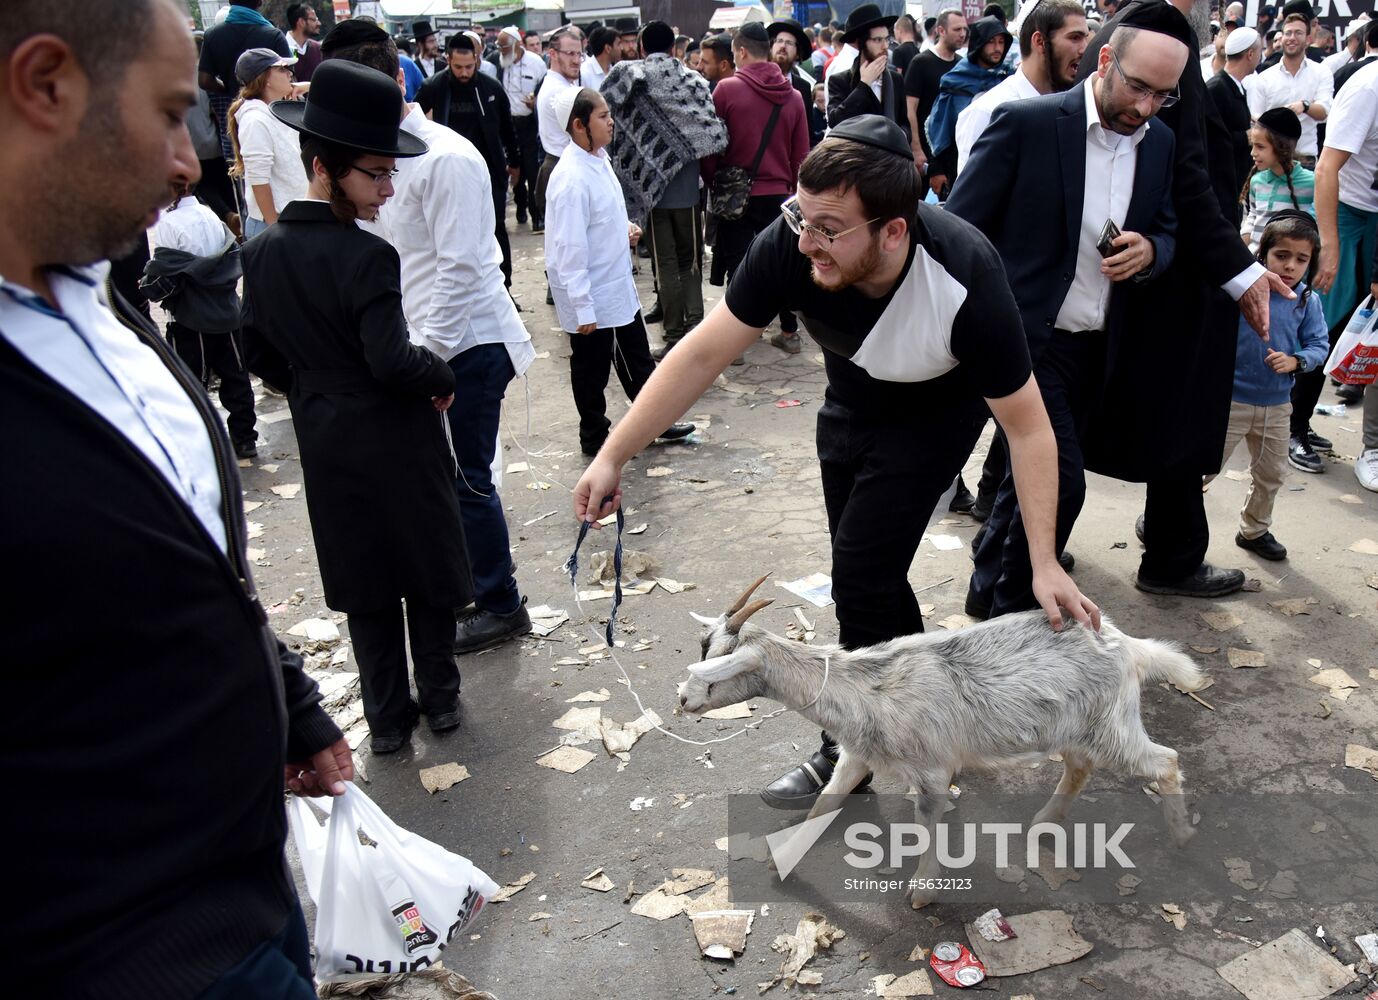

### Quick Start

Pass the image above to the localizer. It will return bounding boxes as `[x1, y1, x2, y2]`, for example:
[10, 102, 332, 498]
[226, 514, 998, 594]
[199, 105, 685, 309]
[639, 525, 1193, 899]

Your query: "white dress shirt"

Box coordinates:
[1247, 56, 1333, 157]
[580, 57, 608, 91]
[1321, 49, 1353, 76]
[955, 68, 1041, 173]
[151, 197, 230, 256]
[1055, 81, 1149, 333]
[0, 264, 226, 551]
[544, 142, 640, 331]
[536, 69, 578, 157]
[503, 49, 546, 115]
[379, 106, 533, 373]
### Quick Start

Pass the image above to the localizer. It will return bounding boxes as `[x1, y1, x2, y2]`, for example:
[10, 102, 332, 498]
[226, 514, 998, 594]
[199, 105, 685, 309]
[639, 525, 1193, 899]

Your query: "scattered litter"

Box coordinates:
[554, 656, 585, 667]
[552, 705, 603, 733]
[1345, 744, 1378, 780]
[774, 399, 803, 408]
[565, 688, 611, 703]
[1201, 611, 1244, 632]
[1350, 538, 1378, 555]
[1310, 668, 1359, 701]
[923, 533, 964, 551]
[506, 462, 529, 474]
[527, 605, 569, 638]
[871, 970, 935, 996]
[715, 837, 729, 851]
[629, 887, 688, 921]
[1269, 598, 1318, 616]
[1117, 874, 1141, 896]
[535, 746, 596, 773]
[759, 912, 845, 993]
[528, 912, 551, 922]
[776, 573, 834, 608]
[1223, 469, 1251, 482]
[418, 762, 470, 794]
[581, 868, 615, 892]
[627, 522, 649, 535]
[259, 463, 281, 472]
[1307, 657, 1324, 668]
[590, 549, 655, 585]
[655, 577, 693, 594]
[315, 967, 495, 999]
[995, 865, 1026, 885]
[1336, 494, 1364, 504]
[524, 481, 552, 491]
[1189, 644, 1219, 654]
[1228, 648, 1267, 669]
[601, 709, 662, 754]
[245, 521, 265, 539]
[287, 618, 340, 643]
[1161, 903, 1187, 931]
[690, 910, 755, 959]
[965, 910, 1092, 977]
[629, 796, 655, 812]
[1111, 541, 1128, 549]
[685, 877, 731, 916]
[243, 500, 263, 513]
[1225, 858, 1260, 890]
[1029, 846, 1081, 890]
[489, 872, 536, 903]
[1241, 578, 1263, 593]
[1315, 403, 1346, 416]
[936, 614, 977, 631]
[1368, 575, 1378, 591]
[522, 510, 557, 526]
[907, 944, 928, 962]
[270, 483, 301, 499]
[929, 941, 987, 987]
[702, 702, 755, 720]
[1215, 928, 1355, 1000]
[974, 909, 1017, 942]
[646, 466, 674, 477]
[1355, 933, 1378, 964]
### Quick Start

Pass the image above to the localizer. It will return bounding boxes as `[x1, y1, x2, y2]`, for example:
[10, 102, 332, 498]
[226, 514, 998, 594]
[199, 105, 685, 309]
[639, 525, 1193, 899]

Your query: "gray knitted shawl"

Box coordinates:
[600, 53, 728, 225]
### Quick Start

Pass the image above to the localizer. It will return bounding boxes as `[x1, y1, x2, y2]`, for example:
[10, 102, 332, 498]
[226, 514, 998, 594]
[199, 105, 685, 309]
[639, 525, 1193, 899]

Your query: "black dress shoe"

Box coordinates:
[760, 750, 872, 809]
[1306, 430, 1333, 451]
[651, 340, 679, 361]
[1336, 383, 1365, 404]
[1236, 530, 1287, 561]
[233, 439, 258, 459]
[1058, 550, 1075, 572]
[427, 705, 463, 733]
[970, 496, 993, 522]
[964, 586, 992, 621]
[656, 422, 695, 443]
[371, 702, 420, 754]
[643, 301, 663, 324]
[1134, 562, 1245, 598]
[454, 598, 531, 654]
[948, 476, 976, 513]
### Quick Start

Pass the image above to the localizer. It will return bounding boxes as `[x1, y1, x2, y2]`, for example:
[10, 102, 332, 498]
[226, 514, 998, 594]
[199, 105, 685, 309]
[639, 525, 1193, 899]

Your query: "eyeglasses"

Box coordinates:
[351, 165, 400, 185]
[553, 47, 582, 57]
[780, 196, 878, 246]
[1110, 51, 1180, 108]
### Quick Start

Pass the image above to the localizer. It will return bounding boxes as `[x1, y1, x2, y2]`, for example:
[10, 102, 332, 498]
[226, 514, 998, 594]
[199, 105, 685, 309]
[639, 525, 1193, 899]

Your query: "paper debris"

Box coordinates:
[760, 913, 846, 993]
[1201, 611, 1244, 632]
[1030, 846, 1081, 890]
[1349, 538, 1378, 555]
[774, 398, 803, 408]
[246, 547, 266, 563]
[601, 709, 662, 754]
[589, 549, 656, 585]
[702, 702, 755, 720]
[1367, 574, 1378, 591]
[270, 483, 301, 499]
[907, 944, 928, 962]
[418, 762, 471, 794]
[522, 510, 557, 526]
[664, 868, 716, 895]
[1215, 928, 1355, 1000]
[646, 466, 674, 477]
[776, 573, 834, 608]
[923, 533, 964, 551]
[1337, 493, 1364, 504]
[1160, 903, 1187, 930]
[259, 463, 281, 472]
[966, 909, 1093, 977]
[936, 613, 977, 631]
[1269, 598, 1319, 616]
[528, 912, 551, 922]
[535, 746, 596, 773]
[1225, 858, 1260, 890]
[1189, 644, 1219, 654]
[684, 877, 732, 915]
[1355, 933, 1378, 964]
[527, 605, 569, 638]
[872, 971, 935, 996]
[715, 837, 730, 852]
[1223, 469, 1251, 482]
[242, 500, 263, 513]
[1310, 668, 1359, 700]
[245, 521, 265, 539]
[1345, 744, 1378, 780]
[565, 688, 611, 703]
[552, 705, 603, 734]
[581, 868, 615, 892]
[629, 886, 690, 920]
[506, 461, 529, 474]
[1117, 874, 1141, 896]
[489, 872, 536, 903]
[628, 796, 655, 812]
[690, 909, 755, 960]
[974, 908, 1018, 942]
[655, 577, 692, 594]
[287, 618, 341, 643]
[1228, 647, 1267, 669]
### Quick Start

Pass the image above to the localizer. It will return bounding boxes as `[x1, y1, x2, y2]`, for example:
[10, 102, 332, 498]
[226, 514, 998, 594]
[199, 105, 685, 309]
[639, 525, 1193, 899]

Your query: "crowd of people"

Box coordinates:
[4, 0, 1377, 995]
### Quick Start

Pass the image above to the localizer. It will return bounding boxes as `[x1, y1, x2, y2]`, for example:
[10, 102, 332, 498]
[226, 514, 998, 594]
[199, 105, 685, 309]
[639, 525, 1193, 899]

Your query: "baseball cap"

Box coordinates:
[235, 47, 296, 86]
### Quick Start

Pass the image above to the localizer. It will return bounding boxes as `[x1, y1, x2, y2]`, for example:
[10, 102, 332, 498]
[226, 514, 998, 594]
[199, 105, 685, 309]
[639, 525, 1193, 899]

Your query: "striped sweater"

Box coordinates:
[1240, 162, 1316, 252]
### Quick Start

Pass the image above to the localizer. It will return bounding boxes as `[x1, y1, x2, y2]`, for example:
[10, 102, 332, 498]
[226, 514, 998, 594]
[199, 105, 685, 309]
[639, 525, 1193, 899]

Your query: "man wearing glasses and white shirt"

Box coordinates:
[1248, 10, 1331, 167]
[497, 25, 546, 230]
[534, 27, 582, 234]
[573, 116, 1098, 811]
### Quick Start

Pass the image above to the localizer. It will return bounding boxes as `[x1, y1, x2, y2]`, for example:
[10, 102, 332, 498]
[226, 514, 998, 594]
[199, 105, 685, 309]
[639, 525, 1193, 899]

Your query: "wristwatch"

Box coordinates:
[1293, 354, 1307, 373]
[1302, 100, 1311, 114]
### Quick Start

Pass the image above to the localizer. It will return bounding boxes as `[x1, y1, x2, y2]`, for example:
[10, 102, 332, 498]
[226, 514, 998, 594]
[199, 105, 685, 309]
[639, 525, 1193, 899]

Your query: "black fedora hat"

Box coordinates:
[767, 18, 812, 58]
[272, 60, 427, 158]
[841, 3, 898, 45]
[614, 15, 640, 36]
[412, 20, 435, 43]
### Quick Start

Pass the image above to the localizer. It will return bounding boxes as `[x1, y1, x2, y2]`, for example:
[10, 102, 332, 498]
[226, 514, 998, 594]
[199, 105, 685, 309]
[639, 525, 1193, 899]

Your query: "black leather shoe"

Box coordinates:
[643, 301, 663, 323]
[1307, 430, 1333, 451]
[1058, 550, 1075, 572]
[1236, 531, 1287, 561]
[964, 586, 992, 621]
[760, 750, 872, 810]
[454, 598, 531, 654]
[371, 702, 420, 754]
[427, 705, 463, 733]
[656, 422, 695, 443]
[1134, 562, 1245, 598]
[1336, 383, 1365, 404]
[1135, 513, 1146, 544]
[949, 476, 976, 513]
[970, 496, 993, 522]
[233, 439, 258, 459]
[651, 340, 679, 361]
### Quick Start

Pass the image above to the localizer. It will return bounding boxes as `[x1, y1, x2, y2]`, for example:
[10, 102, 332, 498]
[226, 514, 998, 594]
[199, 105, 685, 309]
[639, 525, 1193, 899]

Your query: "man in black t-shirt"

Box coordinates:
[904, 9, 965, 174]
[574, 116, 1099, 811]
[198, 0, 290, 96]
[892, 14, 920, 75]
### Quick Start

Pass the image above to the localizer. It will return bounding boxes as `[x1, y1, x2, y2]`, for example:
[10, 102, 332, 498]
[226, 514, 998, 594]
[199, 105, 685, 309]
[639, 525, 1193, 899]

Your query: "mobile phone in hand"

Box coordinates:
[1097, 219, 1121, 258]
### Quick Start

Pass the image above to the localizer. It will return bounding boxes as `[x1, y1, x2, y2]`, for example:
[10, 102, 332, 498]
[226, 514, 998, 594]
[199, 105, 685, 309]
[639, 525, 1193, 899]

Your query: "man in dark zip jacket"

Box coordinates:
[0, 2, 350, 997]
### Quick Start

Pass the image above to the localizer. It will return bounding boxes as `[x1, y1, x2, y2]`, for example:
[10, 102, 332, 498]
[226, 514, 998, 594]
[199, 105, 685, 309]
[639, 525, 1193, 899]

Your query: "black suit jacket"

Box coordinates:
[415, 69, 520, 183]
[1206, 69, 1252, 222]
[826, 64, 910, 141]
[946, 84, 1177, 371]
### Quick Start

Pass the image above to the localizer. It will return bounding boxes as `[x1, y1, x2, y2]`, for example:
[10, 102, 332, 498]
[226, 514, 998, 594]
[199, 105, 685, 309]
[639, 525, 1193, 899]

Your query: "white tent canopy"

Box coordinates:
[708, 4, 771, 29]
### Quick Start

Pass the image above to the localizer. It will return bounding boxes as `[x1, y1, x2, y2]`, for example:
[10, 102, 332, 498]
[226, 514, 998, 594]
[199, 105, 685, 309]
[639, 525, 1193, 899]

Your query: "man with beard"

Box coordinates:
[827, 4, 910, 141]
[497, 25, 546, 229]
[700, 32, 736, 87]
[956, 0, 1091, 172]
[414, 20, 441, 76]
[1248, 10, 1332, 168]
[1206, 24, 1260, 222]
[285, 3, 322, 82]
[614, 16, 641, 62]
[1076, 0, 1293, 598]
[906, 9, 965, 173]
[573, 116, 1098, 810]
[769, 18, 817, 113]
[925, 15, 1014, 196]
[417, 33, 521, 284]
[948, 11, 1185, 621]
[1258, 0, 1327, 69]
[2, 0, 349, 994]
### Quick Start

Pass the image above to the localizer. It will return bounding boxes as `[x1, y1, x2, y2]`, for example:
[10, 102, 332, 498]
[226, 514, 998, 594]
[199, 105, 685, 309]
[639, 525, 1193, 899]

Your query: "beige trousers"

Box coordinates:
[1204, 400, 1292, 539]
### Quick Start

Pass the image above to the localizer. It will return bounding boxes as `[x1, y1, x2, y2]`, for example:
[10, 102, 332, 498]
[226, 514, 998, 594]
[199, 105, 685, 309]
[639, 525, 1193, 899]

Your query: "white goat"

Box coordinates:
[679, 577, 1206, 908]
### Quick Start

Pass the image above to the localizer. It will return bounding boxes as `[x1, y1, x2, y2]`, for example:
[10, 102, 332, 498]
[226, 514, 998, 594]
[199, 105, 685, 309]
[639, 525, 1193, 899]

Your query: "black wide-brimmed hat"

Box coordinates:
[841, 3, 898, 45]
[272, 60, 427, 158]
[614, 15, 641, 35]
[412, 20, 435, 43]
[768, 18, 812, 57]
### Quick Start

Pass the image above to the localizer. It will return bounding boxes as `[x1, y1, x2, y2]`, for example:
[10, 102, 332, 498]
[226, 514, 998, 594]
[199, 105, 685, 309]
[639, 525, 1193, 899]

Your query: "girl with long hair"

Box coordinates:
[1239, 107, 1315, 253]
[228, 48, 305, 237]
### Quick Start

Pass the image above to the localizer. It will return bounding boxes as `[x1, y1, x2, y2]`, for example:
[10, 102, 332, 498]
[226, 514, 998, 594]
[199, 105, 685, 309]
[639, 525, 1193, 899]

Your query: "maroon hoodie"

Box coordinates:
[703, 61, 810, 197]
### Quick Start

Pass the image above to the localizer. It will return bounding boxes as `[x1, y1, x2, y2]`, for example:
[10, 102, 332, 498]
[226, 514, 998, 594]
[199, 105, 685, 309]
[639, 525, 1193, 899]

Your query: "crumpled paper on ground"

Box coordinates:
[759, 913, 846, 992]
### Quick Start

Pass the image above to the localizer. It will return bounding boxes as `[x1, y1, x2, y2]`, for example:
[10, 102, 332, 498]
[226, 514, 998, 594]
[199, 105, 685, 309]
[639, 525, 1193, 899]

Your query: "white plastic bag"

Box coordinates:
[290, 783, 499, 979]
[1324, 296, 1378, 385]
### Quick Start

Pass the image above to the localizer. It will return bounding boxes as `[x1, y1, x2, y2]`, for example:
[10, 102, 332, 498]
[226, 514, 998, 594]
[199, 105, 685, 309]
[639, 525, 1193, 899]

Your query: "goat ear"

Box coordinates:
[689, 612, 720, 627]
[687, 652, 751, 683]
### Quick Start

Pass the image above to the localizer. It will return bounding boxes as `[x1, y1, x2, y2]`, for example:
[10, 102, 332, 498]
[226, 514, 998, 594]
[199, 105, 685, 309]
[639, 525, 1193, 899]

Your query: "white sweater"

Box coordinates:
[233, 98, 308, 220]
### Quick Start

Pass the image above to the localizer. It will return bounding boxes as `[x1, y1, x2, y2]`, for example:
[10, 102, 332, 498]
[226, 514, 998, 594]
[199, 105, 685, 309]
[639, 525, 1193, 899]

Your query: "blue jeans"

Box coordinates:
[446, 344, 520, 614]
[197, 903, 315, 999]
[243, 215, 269, 238]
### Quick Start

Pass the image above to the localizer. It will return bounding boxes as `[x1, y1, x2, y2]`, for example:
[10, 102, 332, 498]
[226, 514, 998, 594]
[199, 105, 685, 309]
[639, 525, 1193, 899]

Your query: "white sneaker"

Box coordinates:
[1357, 449, 1378, 492]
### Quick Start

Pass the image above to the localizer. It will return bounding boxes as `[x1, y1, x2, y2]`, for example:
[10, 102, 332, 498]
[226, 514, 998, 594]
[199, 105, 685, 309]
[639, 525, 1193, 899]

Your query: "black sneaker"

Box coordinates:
[233, 439, 258, 459]
[1306, 430, 1332, 451]
[656, 422, 695, 443]
[454, 598, 531, 654]
[1287, 436, 1324, 474]
[760, 750, 872, 809]
[1235, 531, 1287, 561]
[643, 301, 663, 324]
[948, 476, 976, 513]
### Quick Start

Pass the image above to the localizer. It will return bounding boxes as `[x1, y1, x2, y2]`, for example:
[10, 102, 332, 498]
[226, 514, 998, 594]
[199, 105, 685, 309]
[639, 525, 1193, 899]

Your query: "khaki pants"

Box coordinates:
[1204, 400, 1292, 539]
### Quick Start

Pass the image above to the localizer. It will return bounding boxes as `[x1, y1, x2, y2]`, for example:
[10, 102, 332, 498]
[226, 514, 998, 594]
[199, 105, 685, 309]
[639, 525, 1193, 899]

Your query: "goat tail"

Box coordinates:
[1126, 636, 1207, 692]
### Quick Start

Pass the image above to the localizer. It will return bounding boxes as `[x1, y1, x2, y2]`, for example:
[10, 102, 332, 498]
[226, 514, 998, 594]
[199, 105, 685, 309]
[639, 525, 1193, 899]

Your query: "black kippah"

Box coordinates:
[827, 114, 914, 161]
[738, 21, 769, 44]
[1257, 106, 1303, 142]
[1117, 0, 1194, 48]
[321, 18, 390, 57]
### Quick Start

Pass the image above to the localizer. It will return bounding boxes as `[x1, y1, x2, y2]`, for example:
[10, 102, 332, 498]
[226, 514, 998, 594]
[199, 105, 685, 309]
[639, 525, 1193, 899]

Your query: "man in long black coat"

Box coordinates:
[1075, 0, 1290, 597]
[1205, 25, 1259, 225]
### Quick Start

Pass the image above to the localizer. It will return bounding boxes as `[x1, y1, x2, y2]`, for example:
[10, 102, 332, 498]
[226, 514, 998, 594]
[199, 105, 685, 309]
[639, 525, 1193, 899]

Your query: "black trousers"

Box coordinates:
[568, 313, 655, 455]
[489, 172, 512, 287]
[970, 330, 1106, 615]
[716, 194, 797, 334]
[1289, 314, 1350, 438]
[818, 399, 985, 648]
[1138, 472, 1211, 582]
[512, 114, 541, 224]
[196, 155, 238, 223]
[348, 599, 459, 736]
[167, 321, 257, 447]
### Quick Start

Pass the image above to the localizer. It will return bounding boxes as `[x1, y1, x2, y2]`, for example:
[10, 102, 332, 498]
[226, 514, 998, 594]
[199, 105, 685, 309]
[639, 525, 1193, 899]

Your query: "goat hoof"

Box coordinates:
[1171, 823, 1197, 849]
[906, 888, 935, 910]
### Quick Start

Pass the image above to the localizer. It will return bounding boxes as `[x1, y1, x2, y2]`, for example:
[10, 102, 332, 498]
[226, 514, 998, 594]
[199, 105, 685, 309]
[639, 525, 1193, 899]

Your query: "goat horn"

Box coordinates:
[726, 598, 773, 634]
[727, 574, 772, 615]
